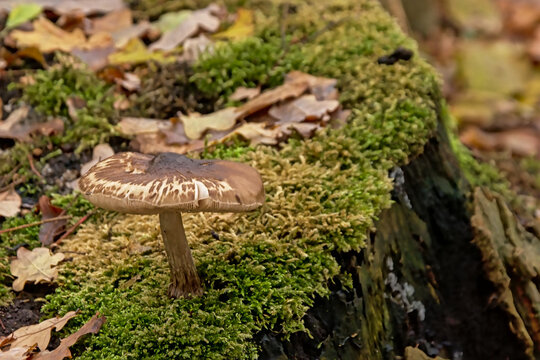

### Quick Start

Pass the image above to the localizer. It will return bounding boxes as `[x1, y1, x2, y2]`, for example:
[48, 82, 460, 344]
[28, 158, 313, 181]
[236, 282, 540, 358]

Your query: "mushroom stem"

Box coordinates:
[159, 211, 202, 298]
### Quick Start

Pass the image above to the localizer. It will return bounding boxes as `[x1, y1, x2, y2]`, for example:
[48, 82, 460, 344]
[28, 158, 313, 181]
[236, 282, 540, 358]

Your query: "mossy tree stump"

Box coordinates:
[38, 0, 539, 359]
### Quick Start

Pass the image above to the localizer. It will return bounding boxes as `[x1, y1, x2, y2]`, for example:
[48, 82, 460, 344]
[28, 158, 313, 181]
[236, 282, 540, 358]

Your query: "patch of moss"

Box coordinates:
[43, 0, 441, 358]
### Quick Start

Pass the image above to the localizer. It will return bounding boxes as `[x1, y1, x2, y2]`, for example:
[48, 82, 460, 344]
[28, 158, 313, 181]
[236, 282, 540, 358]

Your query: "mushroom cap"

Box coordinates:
[78, 152, 265, 214]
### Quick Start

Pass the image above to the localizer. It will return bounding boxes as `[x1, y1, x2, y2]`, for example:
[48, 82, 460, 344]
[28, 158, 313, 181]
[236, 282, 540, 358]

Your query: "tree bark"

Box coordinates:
[159, 211, 203, 298]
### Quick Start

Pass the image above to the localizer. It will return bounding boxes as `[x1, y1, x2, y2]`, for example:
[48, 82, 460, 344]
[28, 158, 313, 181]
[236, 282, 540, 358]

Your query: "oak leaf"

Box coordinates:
[220, 122, 280, 146]
[268, 94, 339, 124]
[10, 247, 65, 291]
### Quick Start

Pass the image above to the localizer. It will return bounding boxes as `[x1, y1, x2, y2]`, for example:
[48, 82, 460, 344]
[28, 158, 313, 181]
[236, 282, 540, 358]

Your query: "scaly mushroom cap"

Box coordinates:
[79, 152, 265, 214]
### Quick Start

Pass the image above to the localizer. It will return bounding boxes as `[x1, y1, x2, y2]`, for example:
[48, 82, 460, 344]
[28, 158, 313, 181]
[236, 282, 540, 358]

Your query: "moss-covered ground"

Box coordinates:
[3, 0, 445, 358]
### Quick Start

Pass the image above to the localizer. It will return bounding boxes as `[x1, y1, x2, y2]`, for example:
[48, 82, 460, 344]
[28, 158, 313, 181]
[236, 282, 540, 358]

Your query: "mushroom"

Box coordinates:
[78, 152, 265, 298]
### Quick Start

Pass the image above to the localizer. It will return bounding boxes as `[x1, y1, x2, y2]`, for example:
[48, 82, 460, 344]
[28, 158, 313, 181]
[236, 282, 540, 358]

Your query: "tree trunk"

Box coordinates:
[258, 119, 539, 359]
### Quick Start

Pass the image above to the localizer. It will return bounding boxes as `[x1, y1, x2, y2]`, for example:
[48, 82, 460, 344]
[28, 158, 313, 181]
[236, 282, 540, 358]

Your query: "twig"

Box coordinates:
[0, 215, 72, 235]
[52, 210, 96, 247]
[0, 176, 26, 194]
[27, 154, 43, 180]
[0, 317, 5, 331]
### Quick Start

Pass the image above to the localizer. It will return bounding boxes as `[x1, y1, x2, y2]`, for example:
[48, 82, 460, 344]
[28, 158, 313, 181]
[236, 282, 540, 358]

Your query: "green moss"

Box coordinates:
[42, 0, 441, 358]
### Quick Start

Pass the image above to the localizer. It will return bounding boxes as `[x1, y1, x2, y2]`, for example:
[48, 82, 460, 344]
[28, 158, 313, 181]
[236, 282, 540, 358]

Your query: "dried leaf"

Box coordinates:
[279, 122, 321, 139]
[72, 46, 115, 71]
[180, 34, 213, 63]
[0, 106, 29, 141]
[0, 187, 21, 218]
[269, 94, 339, 124]
[117, 117, 171, 135]
[10, 247, 65, 291]
[0, 345, 34, 359]
[460, 126, 540, 157]
[108, 38, 174, 65]
[229, 86, 260, 101]
[180, 107, 238, 140]
[5, 3, 42, 30]
[10, 17, 113, 53]
[80, 143, 114, 175]
[33, 313, 106, 360]
[219, 122, 280, 146]
[65, 96, 86, 121]
[160, 120, 189, 145]
[213, 8, 253, 40]
[149, 4, 221, 51]
[37, 195, 66, 246]
[236, 80, 308, 119]
[111, 21, 152, 48]
[285, 71, 338, 100]
[116, 72, 140, 91]
[131, 132, 204, 154]
[86, 8, 132, 35]
[7, 311, 77, 351]
[0, 0, 125, 16]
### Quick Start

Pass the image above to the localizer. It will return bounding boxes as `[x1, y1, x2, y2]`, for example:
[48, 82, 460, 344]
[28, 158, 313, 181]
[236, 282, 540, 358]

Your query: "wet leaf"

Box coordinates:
[149, 4, 221, 51]
[7, 311, 77, 351]
[213, 8, 253, 40]
[0, 187, 21, 218]
[10, 247, 65, 291]
[10, 17, 113, 53]
[108, 38, 174, 65]
[33, 313, 105, 360]
[180, 107, 238, 140]
[5, 3, 42, 30]
[37, 195, 66, 246]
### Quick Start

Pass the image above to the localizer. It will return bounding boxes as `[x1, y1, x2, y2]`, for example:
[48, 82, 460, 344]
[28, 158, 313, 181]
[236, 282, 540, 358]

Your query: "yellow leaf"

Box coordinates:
[10, 247, 65, 291]
[213, 8, 254, 40]
[108, 38, 175, 65]
[10, 17, 112, 53]
[180, 107, 238, 140]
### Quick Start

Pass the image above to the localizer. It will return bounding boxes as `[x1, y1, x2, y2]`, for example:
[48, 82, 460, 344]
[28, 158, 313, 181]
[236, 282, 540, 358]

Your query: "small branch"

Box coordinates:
[27, 154, 44, 180]
[52, 210, 96, 247]
[0, 215, 72, 235]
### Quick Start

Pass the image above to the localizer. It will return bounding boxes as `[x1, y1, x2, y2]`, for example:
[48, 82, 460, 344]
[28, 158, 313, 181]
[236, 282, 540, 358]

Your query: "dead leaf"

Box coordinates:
[235, 80, 308, 119]
[7, 311, 77, 351]
[86, 8, 132, 35]
[10, 17, 113, 53]
[279, 122, 321, 139]
[229, 86, 260, 101]
[37, 195, 66, 246]
[180, 34, 213, 63]
[110, 21, 152, 48]
[269, 94, 339, 124]
[149, 4, 222, 51]
[0, 106, 29, 141]
[131, 132, 204, 154]
[213, 8, 254, 40]
[285, 71, 338, 100]
[10, 247, 65, 291]
[460, 126, 540, 157]
[0, 345, 33, 359]
[152, 10, 192, 33]
[117, 117, 171, 135]
[180, 107, 238, 140]
[160, 119, 189, 145]
[0, 187, 21, 218]
[80, 143, 114, 175]
[0, 0, 125, 15]
[108, 38, 175, 65]
[71, 46, 115, 71]
[116, 72, 140, 91]
[219, 122, 280, 146]
[31, 117, 64, 138]
[65, 96, 86, 121]
[33, 313, 106, 360]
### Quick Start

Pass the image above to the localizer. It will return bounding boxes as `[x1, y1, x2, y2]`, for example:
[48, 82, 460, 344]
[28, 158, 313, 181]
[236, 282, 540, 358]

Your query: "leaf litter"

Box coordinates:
[10, 247, 65, 292]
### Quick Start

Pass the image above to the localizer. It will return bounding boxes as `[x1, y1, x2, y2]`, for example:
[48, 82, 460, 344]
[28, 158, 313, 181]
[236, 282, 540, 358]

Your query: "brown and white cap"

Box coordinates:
[78, 152, 265, 214]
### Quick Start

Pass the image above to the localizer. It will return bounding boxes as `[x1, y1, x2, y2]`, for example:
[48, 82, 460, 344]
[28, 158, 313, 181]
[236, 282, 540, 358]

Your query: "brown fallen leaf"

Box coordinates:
[80, 143, 115, 175]
[34, 313, 106, 360]
[65, 96, 86, 121]
[10, 247, 65, 291]
[111, 21, 152, 48]
[131, 132, 204, 154]
[279, 122, 322, 139]
[180, 34, 213, 63]
[6, 311, 77, 352]
[86, 8, 132, 35]
[0, 345, 33, 359]
[460, 126, 540, 157]
[229, 86, 260, 101]
[235, 80, 309, 119]
[219, 122, 281, 146]
[116, 72, 140, 92]
[0, 0, 125, 15]
[10, 17, 113, 53]
[0, 106, 29, 141]
[0, 187, 21, 218]
[117, 117, 171, 135]
[160, 119, 190, 145]
[71, 46, 115, 71]
[149, 4, 222, 51]
[180, 107, 238, 140]
[37, 195, 67, 246]
[269, 94, 339, 124]
[285, 71, 338, 100]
